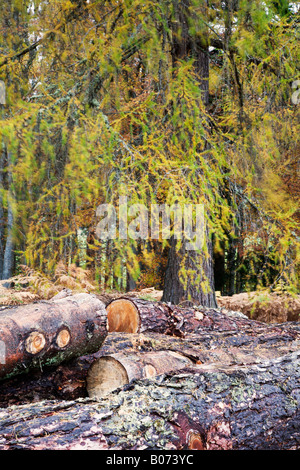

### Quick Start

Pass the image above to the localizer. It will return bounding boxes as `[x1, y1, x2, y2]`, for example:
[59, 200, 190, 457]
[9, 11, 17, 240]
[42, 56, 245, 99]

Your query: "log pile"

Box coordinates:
[0, 294, 300, 450]
[0, 351, 299, 450]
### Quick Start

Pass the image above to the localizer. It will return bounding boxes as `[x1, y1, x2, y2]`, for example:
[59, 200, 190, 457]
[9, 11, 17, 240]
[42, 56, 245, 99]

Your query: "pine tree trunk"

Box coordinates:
[2, 151, 14, 281]
[2, 196, 14, 280]
[0, 144, 5, 279]
[162, 233, 217, 307]
[163, 1, 216, 307]
[213, 240, 226, 294]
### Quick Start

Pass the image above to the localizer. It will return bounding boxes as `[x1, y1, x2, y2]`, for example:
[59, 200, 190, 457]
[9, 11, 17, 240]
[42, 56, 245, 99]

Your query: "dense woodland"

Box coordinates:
[0, 1, 300, 451]
[0, 0, 299, 305]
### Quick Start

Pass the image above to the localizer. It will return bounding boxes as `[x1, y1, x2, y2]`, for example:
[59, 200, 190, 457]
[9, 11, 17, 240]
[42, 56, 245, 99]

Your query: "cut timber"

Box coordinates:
[106, 297, 173, 333]
[0, 351, 299, 450]
[0, 293, 107, 381]
[106, 297, 299, 337]
[101, 323, 300, 366]
[1, 296, 299, 407]
[86, 350, 193, 398]
[1, 318, 299, 407]
[107, 298, 140, 332]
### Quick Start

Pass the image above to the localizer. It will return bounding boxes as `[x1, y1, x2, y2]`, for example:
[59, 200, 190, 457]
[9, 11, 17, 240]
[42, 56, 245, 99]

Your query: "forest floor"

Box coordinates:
[0, 266, 299, 324]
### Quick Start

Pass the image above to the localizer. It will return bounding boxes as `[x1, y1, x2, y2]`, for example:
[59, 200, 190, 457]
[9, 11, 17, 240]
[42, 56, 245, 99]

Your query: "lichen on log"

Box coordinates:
[0, 350, 299, 450]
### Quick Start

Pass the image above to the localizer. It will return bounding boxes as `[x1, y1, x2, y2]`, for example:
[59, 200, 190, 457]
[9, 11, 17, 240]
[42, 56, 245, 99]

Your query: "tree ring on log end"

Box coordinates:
[55, 328, 71, 348]
[25, 331, 46, 355]
[106, 299, 140, 333]
[187, 430, 205, 450]
[86, 356, 129, 399]
[143, 364, 157, 378]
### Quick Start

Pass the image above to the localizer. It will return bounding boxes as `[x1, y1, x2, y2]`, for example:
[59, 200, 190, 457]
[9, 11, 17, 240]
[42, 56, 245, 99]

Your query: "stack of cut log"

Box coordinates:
[0, 293, 299, 450]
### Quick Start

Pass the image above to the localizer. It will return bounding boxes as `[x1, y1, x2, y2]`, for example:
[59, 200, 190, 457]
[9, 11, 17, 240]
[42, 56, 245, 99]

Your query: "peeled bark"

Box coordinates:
[0, 293, 107, 381]
[0, 350, 299, 450]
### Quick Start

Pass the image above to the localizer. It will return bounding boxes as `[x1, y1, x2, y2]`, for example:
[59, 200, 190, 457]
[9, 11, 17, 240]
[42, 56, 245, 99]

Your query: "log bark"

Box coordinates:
[86, 350, 193, 399]
[106, 296, 300, 337]
[1, 314, 299, 407]
[88, 315, 300, 399]
[0, 293, 107, 381]
[0, 295, 299, 407]
[0, 350, 299, 450]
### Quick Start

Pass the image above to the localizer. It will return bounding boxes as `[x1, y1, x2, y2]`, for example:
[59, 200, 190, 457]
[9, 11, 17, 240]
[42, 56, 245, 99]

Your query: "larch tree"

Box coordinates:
[0, 0, 298, 301]
[161, 0, 217, 307]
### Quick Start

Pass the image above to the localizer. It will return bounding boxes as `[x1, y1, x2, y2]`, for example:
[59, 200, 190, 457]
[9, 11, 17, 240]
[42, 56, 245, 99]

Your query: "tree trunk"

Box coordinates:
[213, 241, 226, 294]
[2, 150, 14, 281]
[0, 144, 5, 279]
[0, 293, 107, 381]
[0, 350, 299, 450]
[162, 233, 217, 308]
[163, 1, 216, 308]
[2, 192, 14, 280]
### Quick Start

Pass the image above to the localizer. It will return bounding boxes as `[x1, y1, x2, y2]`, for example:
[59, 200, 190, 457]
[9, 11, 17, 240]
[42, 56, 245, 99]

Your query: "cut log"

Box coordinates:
[106, 298, 173, 333]
[1, 316, 299, 407]
[88, 316, 300, 399]
[105, 297, 292, 337]
[0, 350, 299, 450]
[106, 297, 247, 335]
[1, 294, 299, 407]
[101, 323, 300, 366]
[86, 350, 193, 399]
[0, 293, 107, 381]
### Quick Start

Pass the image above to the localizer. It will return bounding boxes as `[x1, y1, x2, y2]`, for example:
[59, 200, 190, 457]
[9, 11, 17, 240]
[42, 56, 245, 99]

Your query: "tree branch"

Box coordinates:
[0, 36, 46, 68]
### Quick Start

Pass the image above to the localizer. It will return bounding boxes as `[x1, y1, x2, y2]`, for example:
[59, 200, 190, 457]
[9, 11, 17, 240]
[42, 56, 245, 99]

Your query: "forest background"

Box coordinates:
[0, 0, 299, 311]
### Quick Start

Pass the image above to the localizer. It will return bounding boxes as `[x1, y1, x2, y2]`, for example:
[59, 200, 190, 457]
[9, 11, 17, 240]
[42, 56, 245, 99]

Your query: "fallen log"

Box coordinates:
[86, 350, 193, 399]
[88, 316, 300, 399]
[0, 294, 299, 407]
[1, 315, 299, 407]
[106, 296, 297, 337]
[106, 297, 173, 333]
[0, 293, 107, 381]
[0, 350, 299, 450]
